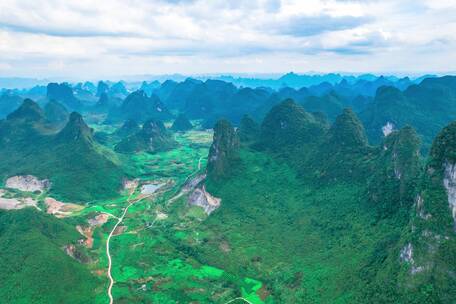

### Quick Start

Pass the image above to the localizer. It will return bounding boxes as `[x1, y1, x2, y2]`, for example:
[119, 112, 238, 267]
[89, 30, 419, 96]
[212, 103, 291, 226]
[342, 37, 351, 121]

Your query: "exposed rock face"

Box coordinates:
[443, 162, 456, 230]
[416, 194, 431, 220]
[429, 120, 456, 230]
[397, 121, 456, 298]
[367, 126, 421, 216]
[122, 179, 139, 193]
[183, 174, 206, 192]
[5, 175, 50, 192]
[188, 186, 221, 215]
[207, 119, 239, 179]
[382, 121, 394, 136]
[400, 243, 424, 274]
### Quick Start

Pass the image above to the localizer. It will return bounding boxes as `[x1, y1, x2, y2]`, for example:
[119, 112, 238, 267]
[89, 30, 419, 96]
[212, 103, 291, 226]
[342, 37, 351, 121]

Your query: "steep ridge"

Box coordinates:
[237, 114, 260, 144]
[0, 100, 123, 201]
[366, 126, 421, 218]
[113, 119, 140, 138]
[115, 119, 177, 153]
[361, 76, 456, 150]
[44, 100, 69, 125]
[394, 121, 456, 303]
[197, 98, 452, 303]
[207, 119, 240, 180]
[171, 113, 193, 132]
[47, 83, 81, 110]
[259, 99, 327, 163]
[107, 90, 172, 123]
[0, 92, 22, 118]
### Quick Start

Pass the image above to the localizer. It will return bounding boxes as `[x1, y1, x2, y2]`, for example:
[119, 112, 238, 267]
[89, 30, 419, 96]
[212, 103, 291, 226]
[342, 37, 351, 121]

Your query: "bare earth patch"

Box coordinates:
[123, 178, 139, 194]
[76, 225, 94, 248]
[156, 210, 168, 220]
[5, 175, 50, 192]
[257, 284, 271, 301]
[188, 185, 221, 215]
[88, 213, 110, 227]
[0, 191, 39, 210]
[45, 197, 83, 218]
[64, 244, 77, 259]
[113, 225, 127, 236]
[219, 240, 231, 253]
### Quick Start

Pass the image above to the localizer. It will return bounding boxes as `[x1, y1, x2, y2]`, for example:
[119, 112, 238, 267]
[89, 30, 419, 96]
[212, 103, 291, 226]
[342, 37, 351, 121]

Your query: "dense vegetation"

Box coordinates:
[0, 208, 98, 304]
[0, 73, 455, 303]
[0, 100, 123, 201]
[115, 119, 178, 153]
[201, 101, 455, 303]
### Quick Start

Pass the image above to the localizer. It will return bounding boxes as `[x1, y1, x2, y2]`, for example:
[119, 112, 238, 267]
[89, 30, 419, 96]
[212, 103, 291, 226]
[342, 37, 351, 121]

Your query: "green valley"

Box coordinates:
[1, 74, 455, 304]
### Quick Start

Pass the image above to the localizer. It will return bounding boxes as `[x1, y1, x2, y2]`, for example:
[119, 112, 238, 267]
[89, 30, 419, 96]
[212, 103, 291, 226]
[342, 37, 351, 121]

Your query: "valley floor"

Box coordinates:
[0, 129, 422, 303]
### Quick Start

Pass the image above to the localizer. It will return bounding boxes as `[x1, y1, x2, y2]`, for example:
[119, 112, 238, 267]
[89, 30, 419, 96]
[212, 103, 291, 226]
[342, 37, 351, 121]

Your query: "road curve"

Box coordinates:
[106, 155, 204, 303]
[106, 194, 152, 304]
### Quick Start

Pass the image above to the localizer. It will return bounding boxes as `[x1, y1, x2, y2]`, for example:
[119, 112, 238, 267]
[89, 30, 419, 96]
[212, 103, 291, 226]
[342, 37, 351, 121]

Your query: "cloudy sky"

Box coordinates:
[0, 0, 455, 79]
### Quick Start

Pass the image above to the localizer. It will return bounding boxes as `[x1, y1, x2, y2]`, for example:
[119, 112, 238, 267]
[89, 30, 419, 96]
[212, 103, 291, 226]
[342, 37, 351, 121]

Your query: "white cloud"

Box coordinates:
[0, 0, 454, 79]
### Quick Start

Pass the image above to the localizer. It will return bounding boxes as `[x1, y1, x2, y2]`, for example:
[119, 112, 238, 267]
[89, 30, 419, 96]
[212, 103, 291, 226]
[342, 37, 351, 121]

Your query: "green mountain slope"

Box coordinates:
[171, 113, 193, 131]
[259, 99, 327, 163]
[44, 99, 69, 124]
[107, 90, 172, 123]
[0, 208, 98, 304]
[113, 119, 140, 138]
[237, 114, 260, 144]
[207, 119, 240, 180]
[397, 121, 456, 303]
[361, 76, 456, 151]
[195, 98, 455, 303]
[0, 100, 123, 201]
[115, 119, 177, 153]
[0, 92, 22, 118]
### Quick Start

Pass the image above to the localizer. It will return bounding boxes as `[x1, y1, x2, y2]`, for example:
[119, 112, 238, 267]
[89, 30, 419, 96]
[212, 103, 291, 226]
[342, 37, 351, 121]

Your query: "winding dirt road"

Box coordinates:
[106, 193, 153, 304]
[224, 297, 254, 304]
[106, 156, 205, 303]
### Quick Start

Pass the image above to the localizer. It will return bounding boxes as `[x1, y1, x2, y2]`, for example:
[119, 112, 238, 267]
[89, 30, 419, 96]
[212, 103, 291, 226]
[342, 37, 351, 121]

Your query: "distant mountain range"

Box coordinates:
[1, 74, 456, 153]
[1, 72, 455, 303]
[0, 72, 438, 90]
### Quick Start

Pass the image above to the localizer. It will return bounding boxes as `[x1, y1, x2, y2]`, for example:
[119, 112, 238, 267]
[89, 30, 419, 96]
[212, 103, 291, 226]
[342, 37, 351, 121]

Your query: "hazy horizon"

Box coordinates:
[1, 0, 455, 79]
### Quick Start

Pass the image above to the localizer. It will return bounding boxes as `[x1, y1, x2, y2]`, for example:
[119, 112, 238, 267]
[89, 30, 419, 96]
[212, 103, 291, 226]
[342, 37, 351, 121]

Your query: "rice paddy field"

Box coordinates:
[69, 128, 269, 304]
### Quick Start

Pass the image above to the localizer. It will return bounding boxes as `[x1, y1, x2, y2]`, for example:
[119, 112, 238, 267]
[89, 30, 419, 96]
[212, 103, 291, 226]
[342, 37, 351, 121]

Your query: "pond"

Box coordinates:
[140, 183, 165, 194]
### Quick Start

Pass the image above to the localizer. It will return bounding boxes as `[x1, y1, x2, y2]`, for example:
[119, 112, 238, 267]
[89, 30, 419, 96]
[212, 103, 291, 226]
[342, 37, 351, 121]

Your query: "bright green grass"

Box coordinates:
[2, 129, 272, 304]
[78, 130, 274, 303]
